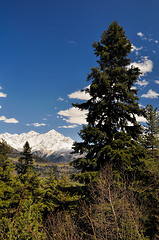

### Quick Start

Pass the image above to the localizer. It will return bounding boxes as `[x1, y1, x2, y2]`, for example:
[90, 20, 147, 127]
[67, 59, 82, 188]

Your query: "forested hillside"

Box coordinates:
[0, 22, 159, 240]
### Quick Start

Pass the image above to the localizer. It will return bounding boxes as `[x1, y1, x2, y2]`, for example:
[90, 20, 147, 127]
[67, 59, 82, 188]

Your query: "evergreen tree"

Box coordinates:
[71, 21, 145, 183]
[143, 104, 159, 156]
[16, 141, 33, 175]
[0, 140, 21, 222]
[43, 171, 80, 215]
[16, 141, 45, 208]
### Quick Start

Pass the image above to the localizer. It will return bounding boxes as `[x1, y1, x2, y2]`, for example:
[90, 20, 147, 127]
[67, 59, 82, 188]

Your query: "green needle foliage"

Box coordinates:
[16, 141, 33, 176]
[71, 21, 145, 183]
[0, 141, 21, 227]
[143, 104, 159, 155]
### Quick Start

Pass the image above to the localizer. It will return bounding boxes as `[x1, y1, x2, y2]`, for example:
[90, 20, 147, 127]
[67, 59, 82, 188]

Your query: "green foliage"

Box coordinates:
[142, 104, 159, 153]
[0, 199, 46, 240]
[71, 21, 145, 182]
[16, 141, 33, 176]
[0, 141, 21, 221]
[19, 170, 45, 206]
[0, 141, 46, 238]
[43, 171, 80, 214]
[0, 140, 12, 182]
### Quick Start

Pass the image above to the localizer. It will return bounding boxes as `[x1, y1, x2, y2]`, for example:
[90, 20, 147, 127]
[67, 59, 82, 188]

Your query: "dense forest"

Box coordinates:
[0, 21, 159, 239]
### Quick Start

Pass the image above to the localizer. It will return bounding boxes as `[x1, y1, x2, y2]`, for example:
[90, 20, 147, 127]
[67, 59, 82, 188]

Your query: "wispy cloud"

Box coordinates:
[137, 32, 159, 44]
[26, 122, 47, 127]
[58, 107, 88, 125]
[68, 86, 90, 100]
[57, 97, 64, 101]
[58, 124, 78, 129]
[0, 116, 19, 123]
[141, 89, 159, 98]
[131, 44, 143, 55]
[136, 79, 149, 87]
[155, 80, 159, 84]
[130, 56, 153, 76]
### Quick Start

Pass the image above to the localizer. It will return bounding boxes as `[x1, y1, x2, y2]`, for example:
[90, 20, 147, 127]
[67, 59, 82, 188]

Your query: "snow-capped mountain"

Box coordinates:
[0, 130, 75, 163]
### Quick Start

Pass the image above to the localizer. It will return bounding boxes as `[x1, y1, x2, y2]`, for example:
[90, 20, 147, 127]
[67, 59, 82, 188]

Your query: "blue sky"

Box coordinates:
[0, 0, 158, 141]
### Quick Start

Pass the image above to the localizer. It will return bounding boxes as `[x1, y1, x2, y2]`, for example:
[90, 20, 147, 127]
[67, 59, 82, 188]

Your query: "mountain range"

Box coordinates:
[0, 130, 75, 163]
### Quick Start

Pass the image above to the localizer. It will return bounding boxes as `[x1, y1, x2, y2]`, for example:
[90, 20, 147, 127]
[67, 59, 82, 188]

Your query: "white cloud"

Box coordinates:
[58, 107, 88, 125]
[137, 32, 144, 38]
[141, 89, 159, 98]
[155, 80, 159, 84]
[136, 79, 148, 87]
[155, 40, 158, 43]
[0, 116, 6, 121]
[58, 124, 78, 129]
[0, 115, 18, 123]
[130, 56, 153, 76]
[43, 118, 47, 121]
[68, 86, 91, 100]
[4, 118, 19, 123]
[0, 92, 7, 98]
[27, 122, 46, 127]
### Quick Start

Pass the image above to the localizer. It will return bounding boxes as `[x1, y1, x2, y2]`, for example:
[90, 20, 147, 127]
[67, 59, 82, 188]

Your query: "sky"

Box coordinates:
[0, 0, 158, 141]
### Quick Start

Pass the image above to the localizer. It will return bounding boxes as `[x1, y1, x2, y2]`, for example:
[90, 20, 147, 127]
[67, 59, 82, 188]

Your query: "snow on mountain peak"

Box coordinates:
[0, 129, 75, 162]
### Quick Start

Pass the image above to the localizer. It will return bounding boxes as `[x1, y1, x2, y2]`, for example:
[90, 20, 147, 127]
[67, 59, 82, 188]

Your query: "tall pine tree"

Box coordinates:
[71, 21, 145, 183]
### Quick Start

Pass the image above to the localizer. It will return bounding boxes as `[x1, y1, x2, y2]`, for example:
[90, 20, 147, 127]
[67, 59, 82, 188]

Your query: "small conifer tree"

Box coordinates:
[16, 141, 33, 175]
[144, 104, 159, 155]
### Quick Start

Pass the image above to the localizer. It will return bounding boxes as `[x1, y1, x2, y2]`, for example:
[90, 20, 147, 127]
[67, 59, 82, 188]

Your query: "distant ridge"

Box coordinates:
[0, 130, 74, 163]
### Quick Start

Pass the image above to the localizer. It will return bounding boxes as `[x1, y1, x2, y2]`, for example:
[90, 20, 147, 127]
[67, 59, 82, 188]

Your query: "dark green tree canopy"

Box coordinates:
[71, 21, 145, 182]
[16, 141, 33, 175]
